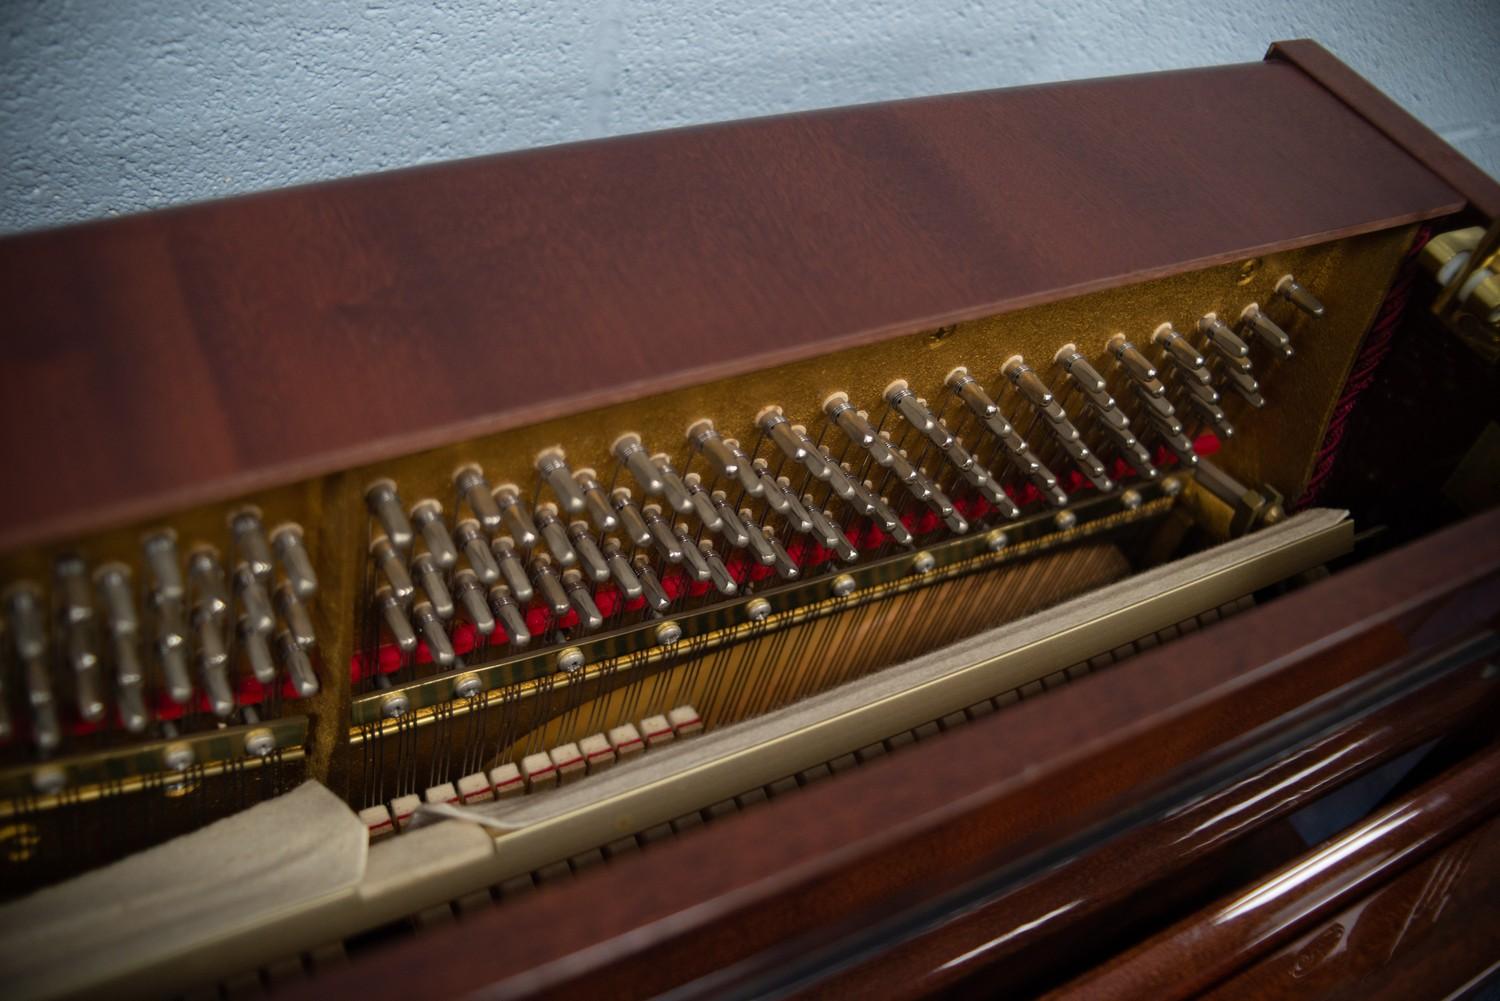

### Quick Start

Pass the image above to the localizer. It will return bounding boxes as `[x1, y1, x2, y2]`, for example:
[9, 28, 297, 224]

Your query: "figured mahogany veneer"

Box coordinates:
[0, 51, 1465, 552]
[285, 508, 1500, 1001]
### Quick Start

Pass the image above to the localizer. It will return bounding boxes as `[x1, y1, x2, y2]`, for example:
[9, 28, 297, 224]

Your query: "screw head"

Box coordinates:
[1121, 488, 1143, 510]
[452, 674, 482, 699]
[557, 646, 586, 673]
[912, 551, 936, 574]
[655, 621, 683, 646]
[831, 573, 857, 597]
[32, 765, 66, 796]
[1054, 509, 1078, 531]
[986, 529, 1009, 552]
[746, 597, 772, 623]
[381, 693, 411, 719]
[162, 742, 195, 772]
[243, 728, 276, 758]
[1162, 476, 1183, 497]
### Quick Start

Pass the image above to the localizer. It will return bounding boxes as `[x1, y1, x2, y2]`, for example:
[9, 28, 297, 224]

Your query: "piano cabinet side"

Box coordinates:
[284, 507, 1500, 1000]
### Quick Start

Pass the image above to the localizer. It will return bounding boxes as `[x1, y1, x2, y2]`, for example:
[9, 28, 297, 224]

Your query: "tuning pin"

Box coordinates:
[739, 513, 778, 566]
[531, 556, 571, 617]
[603, 539, 645, 599]
[268, 523, 318, 599]
[885, 382, 954, 448]
[766, 531, 800, 580]
[7, 585, 58, 751]
[1180, 378, 1221, 407]
[1185, 395, 1235, 439]
[64, 620, 106, 723]
[1200, 315, 1250, 362]
[194, 614, 235, 718]
[489, 536, 534, 604]
[228, 509, 276, 583]
[370, 537, 415, 603]
[1151, 324, 1206, 373]
[1239, 304, 1294, 358]
[684, 421, 762, 496]
[1222, 365, 1266, 408]
[677, 527, 712, 581]
[633, 557, 673, 612]
[233, 563, 275, 636]
[825, 395, 898, 467]
[747, 458, 788, 512]
[571, 468, 620, 533]
[699, 542, 738, 596]
[449, 519, 498, 584]
[1054, 346, 1112, 403]
[1276, 275, 1325, 317]
[613, 433, 665, 495]
[376, 585, 418, 655]
[276, 631, 320, 697]
[534, 449, 587, 515]
[112, 634, 148, 732]
[807, 503, 858, 561]
[143, 529, 184, 600]
[411, 600, 456, 667]
[150, 591, 193, 704]
[682, 473, 725, 532]
[642, 504, 685, 562]
[94, 563, 138, 638]
[533, 503, 579, 567]
[756, 409, 830, 483]
[608, 488, 654, 548]
[562, 570, 604, 631]
[1107, 335, 1159, 385]
[409, 501, 458, 571]
[1002, 357, 1068, 422]
[814, 444, 859, 501]
[0, 668, 10, 743]
[454, 570, 495, 636]
[776, 478, 818, 534]
[453, 464, 504, 532]
[568, 521, 611, 582]
[650, 454, 695, 515]
[275, 582, 318, 650]
[365, 480, 415, 553]
[492, 485, 539, 549]
[186, 546, 230, 621]
[234, 618, 274, 687]
[487, 585, 531, 646]
[411, 553, 454, 619]
[712, 493, 752, 549]
[53, 555, 105, 720]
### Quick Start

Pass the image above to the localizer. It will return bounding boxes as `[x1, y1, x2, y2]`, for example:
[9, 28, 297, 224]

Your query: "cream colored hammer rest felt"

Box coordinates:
[423, 508, 1351, 849]
[0, 509, 1349, 1000]
[0, 782, 367, 1000]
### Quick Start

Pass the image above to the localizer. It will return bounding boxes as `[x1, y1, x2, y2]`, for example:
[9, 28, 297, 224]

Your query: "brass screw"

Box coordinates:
[1237, 258, 1261, 286]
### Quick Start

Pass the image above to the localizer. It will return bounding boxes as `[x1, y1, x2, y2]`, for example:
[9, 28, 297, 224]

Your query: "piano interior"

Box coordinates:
[1, 42, 1497, 1000]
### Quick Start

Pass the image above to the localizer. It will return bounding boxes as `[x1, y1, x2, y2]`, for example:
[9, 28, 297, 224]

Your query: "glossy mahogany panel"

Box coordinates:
[0, 59, 1463, 550]
[1053, 743, 1500, 1000]
[1204, 816, 1500, 1000]
[805, 647, 1500, 999]
[284, 511, 1500, 1001]
[1270, 40, 1500, 220]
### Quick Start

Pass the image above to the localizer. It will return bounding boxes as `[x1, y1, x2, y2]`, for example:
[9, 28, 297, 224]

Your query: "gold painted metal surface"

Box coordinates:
[0, 225, 1412, 813]
[348, 477, 1182, 729]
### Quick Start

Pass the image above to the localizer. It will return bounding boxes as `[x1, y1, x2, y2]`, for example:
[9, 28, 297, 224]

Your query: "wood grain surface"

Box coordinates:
[0, 57, 1463, 552]
[1269, 39, 1500, 221]
[279, 506, 1500, 1001]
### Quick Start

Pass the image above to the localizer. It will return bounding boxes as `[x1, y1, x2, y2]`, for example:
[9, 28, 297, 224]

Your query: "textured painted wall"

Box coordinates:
[2, 0, 1497, 235]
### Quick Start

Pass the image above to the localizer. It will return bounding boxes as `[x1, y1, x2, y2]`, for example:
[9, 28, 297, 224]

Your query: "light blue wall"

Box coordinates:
[3, 0, 1497, 235]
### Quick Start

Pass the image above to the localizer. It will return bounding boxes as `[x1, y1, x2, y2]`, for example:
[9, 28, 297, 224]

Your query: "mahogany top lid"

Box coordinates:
[0, 53, 1464, 551]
